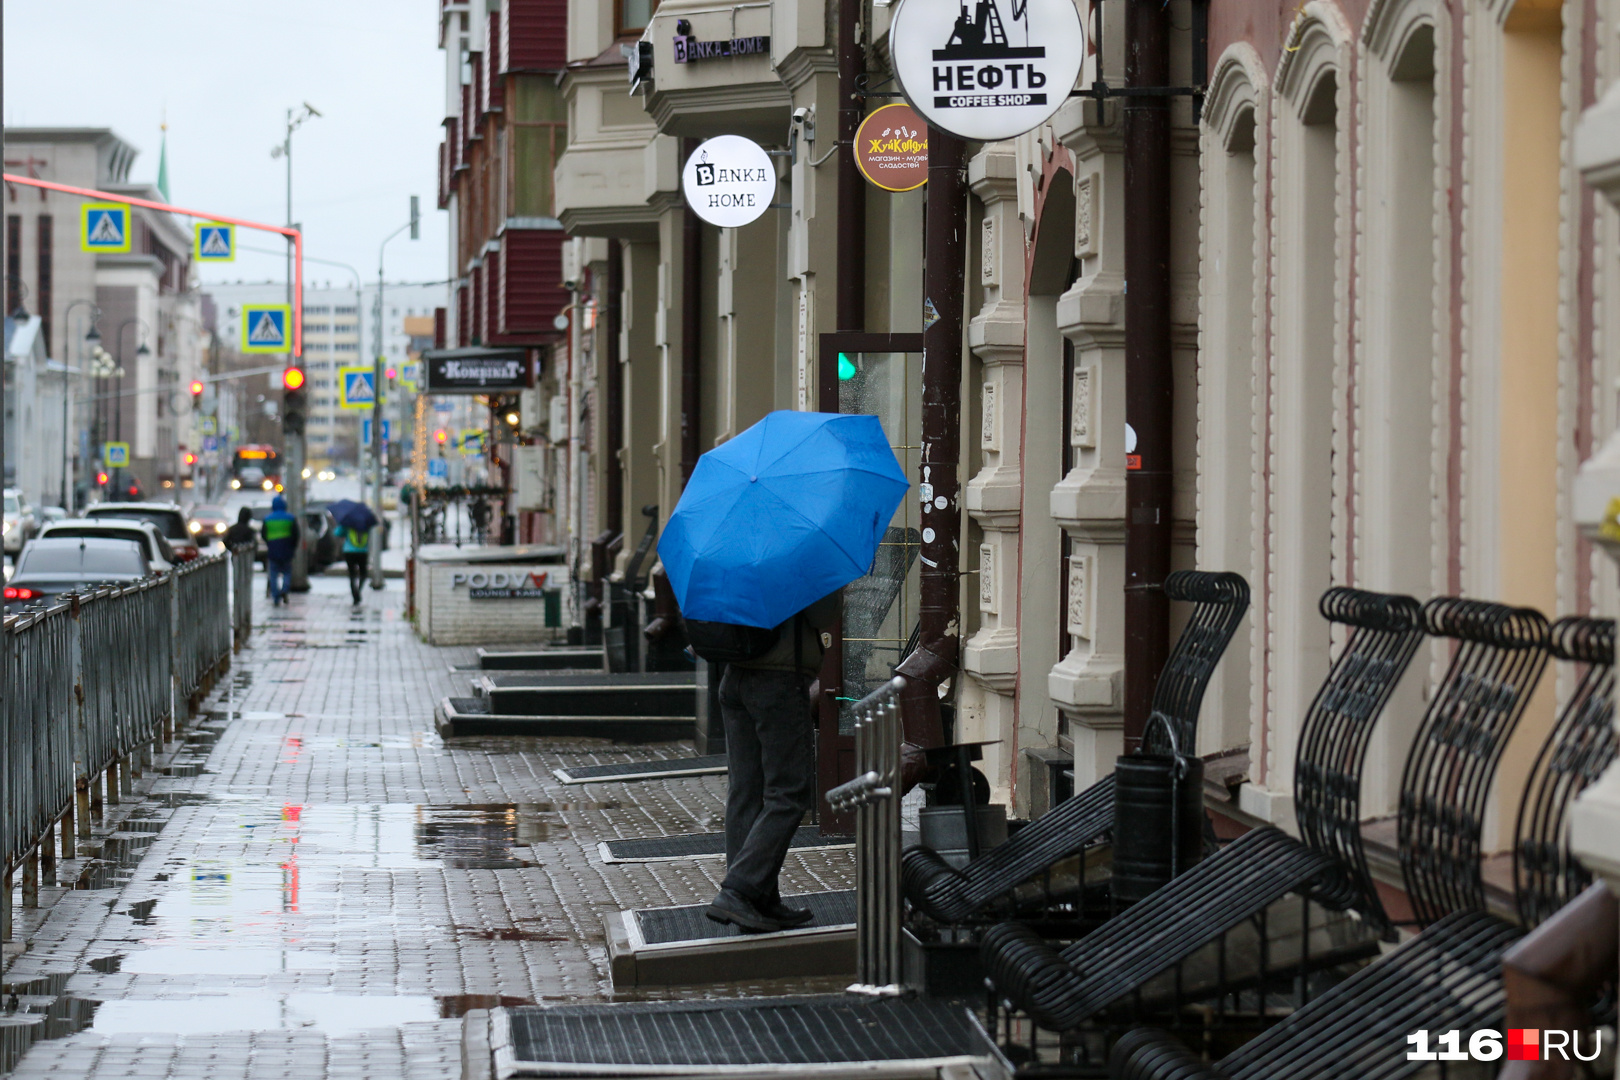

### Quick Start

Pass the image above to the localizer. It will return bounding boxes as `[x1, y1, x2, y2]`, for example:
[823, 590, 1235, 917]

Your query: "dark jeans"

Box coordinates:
[267, 559, 292, 602]
[719, 665, 815, 905]
[344, 552, 369, 603]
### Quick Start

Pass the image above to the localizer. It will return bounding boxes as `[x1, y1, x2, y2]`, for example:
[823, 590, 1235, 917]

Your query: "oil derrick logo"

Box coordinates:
[932, 0, 1048, 108]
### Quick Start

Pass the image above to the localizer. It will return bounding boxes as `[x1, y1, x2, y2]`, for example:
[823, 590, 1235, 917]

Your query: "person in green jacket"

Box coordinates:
[341, 524, 370, 605]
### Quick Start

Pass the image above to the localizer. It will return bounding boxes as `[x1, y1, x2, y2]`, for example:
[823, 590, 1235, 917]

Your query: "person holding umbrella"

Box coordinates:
[326, 499, 379, 606]
[660, 411, 909, 934]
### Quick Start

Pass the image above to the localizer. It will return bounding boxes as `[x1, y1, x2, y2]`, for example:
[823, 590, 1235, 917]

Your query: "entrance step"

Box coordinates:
[435, 696, 694, 741]
[606, 890, 858, 988]
[474, 672, 697, 719]
[599, 825, 852, 864]
[476, 646, 605, 671]
[552, 754, 728, 785]
[466, 994, 1009, 1078]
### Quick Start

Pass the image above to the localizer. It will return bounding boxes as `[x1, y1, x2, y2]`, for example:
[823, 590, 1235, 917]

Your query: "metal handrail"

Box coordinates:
[832, 675, 906, 995]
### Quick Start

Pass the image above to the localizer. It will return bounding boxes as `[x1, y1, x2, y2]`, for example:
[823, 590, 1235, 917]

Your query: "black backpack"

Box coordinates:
[683, 619, 780, 664]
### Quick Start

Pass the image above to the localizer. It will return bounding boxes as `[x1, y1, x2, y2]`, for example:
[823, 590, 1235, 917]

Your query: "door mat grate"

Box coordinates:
[554, 755, 727, 784]
[494, 994, 999, 1076]
[599, 825, 852, 864]
[635, 889, 855, 945]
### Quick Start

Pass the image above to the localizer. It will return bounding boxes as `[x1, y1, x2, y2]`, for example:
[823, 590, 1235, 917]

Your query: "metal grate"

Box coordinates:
[601, 825, 850, 863]
[500, 994, 992, 1074]
[636, 890, 855, 945]
[554, 755, 727, 784]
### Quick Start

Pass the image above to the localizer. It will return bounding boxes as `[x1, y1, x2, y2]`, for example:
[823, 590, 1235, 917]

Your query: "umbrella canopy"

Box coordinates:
[659, 411, 910, 629]
[325, 499, 378, 534]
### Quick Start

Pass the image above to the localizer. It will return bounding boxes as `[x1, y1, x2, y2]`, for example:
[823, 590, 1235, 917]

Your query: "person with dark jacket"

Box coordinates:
[262, 495, 300, 606]
[706, 591, 841, 934]
[223, 507, 256, 550]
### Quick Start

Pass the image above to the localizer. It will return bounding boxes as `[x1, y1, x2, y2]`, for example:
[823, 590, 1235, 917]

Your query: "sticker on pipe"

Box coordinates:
[681, 135, 777, 228]
[890, 0, 1085, 141]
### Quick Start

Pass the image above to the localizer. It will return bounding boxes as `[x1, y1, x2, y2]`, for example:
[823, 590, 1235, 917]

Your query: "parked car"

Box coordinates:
[186, 504, 231, 547]
[4, 487, 38, 559]
[3, 536, 151, 612]
[37, 518, 176, 572]
[304, 503, 340, 571]
[86, 502, 199, 562]
[38, 506, 68, 525]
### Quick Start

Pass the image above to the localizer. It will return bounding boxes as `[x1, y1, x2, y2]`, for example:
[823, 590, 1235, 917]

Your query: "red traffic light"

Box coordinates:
[189, 379, 205, 396]
[96, 471, 109, 486]
[183, 452, 197, 465]
[385, 367, 397, 380]
[434, 429, 448, 444]
[283, 367, 306, 391]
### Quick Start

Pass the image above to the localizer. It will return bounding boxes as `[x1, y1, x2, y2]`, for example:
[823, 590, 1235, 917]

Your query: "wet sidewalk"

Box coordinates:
[2, 574, 853, 1079]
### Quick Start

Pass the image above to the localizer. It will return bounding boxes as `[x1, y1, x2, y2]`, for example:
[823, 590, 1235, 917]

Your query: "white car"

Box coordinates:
[37, 517, 177, 572]
[4, 488, 39, 557]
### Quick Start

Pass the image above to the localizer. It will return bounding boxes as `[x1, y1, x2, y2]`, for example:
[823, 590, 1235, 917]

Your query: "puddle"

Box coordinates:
[455, 927, 566, 941]
[86, 993, 439, 1035]
[114, 948, 340, 975]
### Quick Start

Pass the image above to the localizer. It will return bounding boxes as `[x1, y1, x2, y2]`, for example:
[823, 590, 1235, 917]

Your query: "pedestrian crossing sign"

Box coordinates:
[193, 222, 235, 262]
[200, 416, 218, 435]
[103, 441, 130, 467]
[241, 304, 291, 354]
[460, 429, 484, 456]
[339, 366, 377, 410]
[80, 202, 131, 253]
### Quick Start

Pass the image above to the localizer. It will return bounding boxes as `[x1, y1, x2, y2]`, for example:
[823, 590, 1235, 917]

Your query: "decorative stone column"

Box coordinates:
[1049, 105, 1129, 787]
[962, 144, 1025, 802]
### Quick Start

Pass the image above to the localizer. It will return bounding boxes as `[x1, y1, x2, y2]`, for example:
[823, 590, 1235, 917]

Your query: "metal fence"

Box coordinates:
[827, 675, 906, 994]
[1, 550, 240, 940]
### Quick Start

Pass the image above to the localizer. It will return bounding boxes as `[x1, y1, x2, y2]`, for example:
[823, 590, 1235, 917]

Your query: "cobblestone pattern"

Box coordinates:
[3, 576, 854, 1078]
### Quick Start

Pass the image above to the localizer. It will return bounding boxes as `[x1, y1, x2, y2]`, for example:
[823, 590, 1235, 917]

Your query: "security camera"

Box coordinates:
[792, 107, 810, 123]
[562, 279, 579, 292]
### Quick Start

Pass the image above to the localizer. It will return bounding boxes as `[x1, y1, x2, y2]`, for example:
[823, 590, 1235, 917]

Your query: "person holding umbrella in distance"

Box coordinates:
[660, 411, 910, 934]
[326, 499, 379, 606]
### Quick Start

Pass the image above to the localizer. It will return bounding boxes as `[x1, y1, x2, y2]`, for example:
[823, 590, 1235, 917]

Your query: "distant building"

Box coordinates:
[3, 127, 204, 504]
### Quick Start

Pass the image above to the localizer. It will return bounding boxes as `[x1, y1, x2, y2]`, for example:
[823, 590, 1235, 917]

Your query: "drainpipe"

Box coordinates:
[836, 0, 865, 331]
[895, 127, 966, 751]
[680, 139, 702, 488]
[1122, 0, 1173, 752]
[604, 239, 624, 536]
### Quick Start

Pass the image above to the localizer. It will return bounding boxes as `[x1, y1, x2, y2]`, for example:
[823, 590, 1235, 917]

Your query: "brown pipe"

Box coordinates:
[1499, 882, 1617, 1080]
[605, 238, 624, 534]
[681, 138, 702, 489]
[836, 0, 865, 331]
[895, 126, 967, 751]
[1122, 0, 1174, 752]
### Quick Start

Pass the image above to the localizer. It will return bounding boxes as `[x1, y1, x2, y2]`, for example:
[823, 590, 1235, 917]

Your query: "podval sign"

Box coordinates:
[890, 0, 1085, 142]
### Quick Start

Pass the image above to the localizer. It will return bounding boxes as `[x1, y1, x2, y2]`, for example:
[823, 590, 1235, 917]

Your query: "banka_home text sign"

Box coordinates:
[452, 568, 551, 600]
[423, 351, 532, 393]
[681, 135, 777, 229]
[890, 0, 1085, 141]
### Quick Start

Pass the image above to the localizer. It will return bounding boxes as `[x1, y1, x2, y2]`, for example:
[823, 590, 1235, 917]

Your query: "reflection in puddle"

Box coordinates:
[115, 948, 341, 975]
[88, 994, 439, 1035]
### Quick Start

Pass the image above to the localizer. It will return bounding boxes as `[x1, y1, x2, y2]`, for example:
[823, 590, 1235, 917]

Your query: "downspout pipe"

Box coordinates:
[605, 239, 625, 534]
[836, 0, 865, 331]
[895, 127, 966, 751]
[1122, 0, 1174, 752]
[680, 139, 702, 489]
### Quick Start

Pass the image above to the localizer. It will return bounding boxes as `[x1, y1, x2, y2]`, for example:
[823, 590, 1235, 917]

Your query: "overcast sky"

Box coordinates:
[4, 0, 450, 290]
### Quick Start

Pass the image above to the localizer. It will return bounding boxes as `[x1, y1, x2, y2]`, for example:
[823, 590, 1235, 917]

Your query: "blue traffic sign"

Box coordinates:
[202, 436, 220, 453]
[339, 366, 376, 409]
[361, 419, 392, 444]
[194, 222, 235, 262]
[81, 203, 131, 253]
[428, 458, 449, 478]
[241, 304, 291, 353]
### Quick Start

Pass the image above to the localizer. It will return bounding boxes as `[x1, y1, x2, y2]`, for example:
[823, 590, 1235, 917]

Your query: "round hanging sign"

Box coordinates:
[681, 135, 778, 228]
[890, 0, 1086, 142]
[854, 104, 931, 192]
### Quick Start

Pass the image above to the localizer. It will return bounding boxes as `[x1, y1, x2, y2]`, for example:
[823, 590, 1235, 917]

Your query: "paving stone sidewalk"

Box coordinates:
[2, 573, 853, 1079]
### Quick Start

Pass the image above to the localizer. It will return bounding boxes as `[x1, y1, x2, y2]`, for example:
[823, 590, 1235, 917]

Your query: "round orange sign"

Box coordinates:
[853, 104, 929, 192]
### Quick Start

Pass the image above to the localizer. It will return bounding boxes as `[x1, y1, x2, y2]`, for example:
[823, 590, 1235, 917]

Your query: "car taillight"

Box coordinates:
[177, 545, 201, 561]
[3, 586, 41, 601]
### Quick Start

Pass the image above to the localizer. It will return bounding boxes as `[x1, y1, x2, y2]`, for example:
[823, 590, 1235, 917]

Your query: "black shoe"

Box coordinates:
[704, 888, 781, 934]
[760, 899, 814, 927]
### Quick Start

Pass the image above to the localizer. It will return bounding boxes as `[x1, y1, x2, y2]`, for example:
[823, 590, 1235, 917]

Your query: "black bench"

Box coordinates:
[901, 570, 1250, 924]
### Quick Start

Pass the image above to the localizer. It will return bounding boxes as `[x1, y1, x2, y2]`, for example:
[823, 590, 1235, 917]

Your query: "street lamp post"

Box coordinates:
[271, 102, 320, 591]
[61, 300, 101, 510]
[114, 318, 150, 497]
[373, 197, 419, 588]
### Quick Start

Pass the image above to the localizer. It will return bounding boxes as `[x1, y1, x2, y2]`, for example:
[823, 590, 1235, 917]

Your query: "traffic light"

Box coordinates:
[189, 379, 205, 398]
[283, 365, 307, 436]
[434, 429, 448, 445]
[96, 471, 109, 487]
[183, 452, 197, 466]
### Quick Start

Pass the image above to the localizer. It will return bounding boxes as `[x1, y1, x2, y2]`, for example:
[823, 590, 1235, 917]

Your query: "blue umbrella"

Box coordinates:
[325, 499, 378, 533]
[659, 411, 910, 629]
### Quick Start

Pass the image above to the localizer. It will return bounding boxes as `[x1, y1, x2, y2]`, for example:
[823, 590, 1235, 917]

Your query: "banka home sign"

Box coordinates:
[673, 18, 770, 63]
[891, 0, 1085, 142]
[681, 135, 778, 229]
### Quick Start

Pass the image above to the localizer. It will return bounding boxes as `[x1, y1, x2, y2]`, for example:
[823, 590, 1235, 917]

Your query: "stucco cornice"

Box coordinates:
[1203, 43, 1269, 149]
[1362, 0, 1441, 67]
[1275, 0, 1354, 119]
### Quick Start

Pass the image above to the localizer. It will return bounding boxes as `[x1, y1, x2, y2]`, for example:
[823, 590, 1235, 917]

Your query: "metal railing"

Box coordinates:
[827, 675, 906, 994]
[1, 551, 241, 941]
